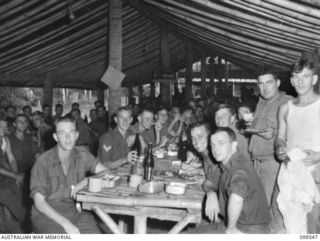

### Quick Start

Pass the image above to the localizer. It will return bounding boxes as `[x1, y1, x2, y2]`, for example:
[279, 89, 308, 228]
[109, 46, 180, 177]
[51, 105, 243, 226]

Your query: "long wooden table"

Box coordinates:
[76, 157, 205, 234]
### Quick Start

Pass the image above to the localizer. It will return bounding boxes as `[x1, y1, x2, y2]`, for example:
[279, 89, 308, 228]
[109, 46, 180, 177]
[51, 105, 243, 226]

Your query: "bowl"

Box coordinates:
[138, 181, 165, 194]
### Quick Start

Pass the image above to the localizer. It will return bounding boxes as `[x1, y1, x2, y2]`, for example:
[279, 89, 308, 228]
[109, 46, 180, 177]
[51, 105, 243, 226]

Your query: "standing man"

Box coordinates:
[52, 104, 63, 123]
[271, 54, 320, 233]
[32, 111, 55, 152]
[98, 106, 136, 169]
[30, 117, 113, 234]
[248, 67, 292, 205]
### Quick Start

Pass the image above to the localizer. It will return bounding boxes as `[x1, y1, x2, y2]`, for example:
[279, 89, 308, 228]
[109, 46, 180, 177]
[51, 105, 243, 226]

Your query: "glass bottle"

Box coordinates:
[143, 143, 154, 182]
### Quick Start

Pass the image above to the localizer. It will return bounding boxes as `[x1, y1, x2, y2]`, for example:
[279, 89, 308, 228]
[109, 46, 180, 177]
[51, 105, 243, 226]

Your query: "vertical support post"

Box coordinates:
[200, 53, 207, 99]
[160, 30, 171, 106]
[43, 75, 53, 113]
[134, 215, 147, 234]
[209, 56, 215, 95]
[97, 87, 105, 105]
[185, 42, 193, 101]
[138, 85, 143, 104]
[108, 0, 127, 122]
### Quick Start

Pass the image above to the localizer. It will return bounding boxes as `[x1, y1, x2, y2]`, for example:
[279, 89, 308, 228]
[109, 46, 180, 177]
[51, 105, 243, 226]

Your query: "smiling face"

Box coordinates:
[115, 110, 132, 132]
[53, 121, 78, 151]
[191, 125, 209, 154]
[14, 116, 28, 132]
[139, 111, 154, 130]
[291, 67, 318, 96]
[215, 108, 234, 128]
[257, 73, 280, 100]
[156, 109, 168, 125]
[210, 131, 237, 165]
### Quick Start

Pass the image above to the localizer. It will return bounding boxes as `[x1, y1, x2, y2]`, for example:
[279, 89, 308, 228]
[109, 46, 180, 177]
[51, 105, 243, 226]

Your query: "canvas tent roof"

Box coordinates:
[1, 0, 319, 89]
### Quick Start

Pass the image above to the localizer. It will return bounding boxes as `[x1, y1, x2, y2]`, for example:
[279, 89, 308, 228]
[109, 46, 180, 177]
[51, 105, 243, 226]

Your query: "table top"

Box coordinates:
[76, 156, 205, 210]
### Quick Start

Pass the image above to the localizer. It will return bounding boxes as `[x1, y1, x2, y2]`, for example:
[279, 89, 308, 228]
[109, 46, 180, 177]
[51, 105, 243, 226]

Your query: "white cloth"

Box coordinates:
[277, 148, 320, 233]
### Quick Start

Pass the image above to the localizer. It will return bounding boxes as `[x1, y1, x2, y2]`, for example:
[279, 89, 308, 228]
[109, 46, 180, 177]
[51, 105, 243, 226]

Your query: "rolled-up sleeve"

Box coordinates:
[203, 162, 221, 192]
[228, 169, 249, 198]
[84, 151, 99, 174]
[30, 160, 49, 199]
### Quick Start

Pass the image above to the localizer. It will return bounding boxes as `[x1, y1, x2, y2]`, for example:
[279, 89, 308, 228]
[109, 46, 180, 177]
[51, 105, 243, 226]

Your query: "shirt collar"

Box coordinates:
[221, 151, 241, 171]
[51, 146, 78, 167]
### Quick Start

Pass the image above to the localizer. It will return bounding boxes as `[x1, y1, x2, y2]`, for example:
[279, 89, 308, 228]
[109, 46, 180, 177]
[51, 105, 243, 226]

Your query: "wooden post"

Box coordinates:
[108, 0, 127, 121]
[43, 75, 53, 112]
[128, 86, 133, 103]
[200, 53, 207, 99]
[97, 87, 105, 105]
[160, 30, 171, 106]
[134, 215, 147, 234]
[209, 56, 215, 96]
[138, 84, 143, 104]
[185, 42, 193, 101]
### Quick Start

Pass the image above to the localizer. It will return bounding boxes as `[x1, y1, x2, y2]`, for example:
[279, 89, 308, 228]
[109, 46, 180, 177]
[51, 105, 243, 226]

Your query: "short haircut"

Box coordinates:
[256, 65, 279, 81]
[212, 127, 236, 142]
[54, 117, 77, 133]
[97, 105, 106, 111]
[116, 106, 132, 117]
[71, 108, 81, 115]
[55, 104, 63, 109]
[156, 105, 168, 114]
[5, 105, 15, 112]
[139, 108, 154, 116]
[292, 52, 319, 74]
[15, 114, 27, 122]
[216, 104, 235, 116]
[22, 105, 31, 112]
[32, 111, 44, 119]
[71, 102, 79, 108]
[94, 100, 102, 106]
[42, 104, 50, 109]
[190, 121, 211, 135]
[237, 102, 254, 113]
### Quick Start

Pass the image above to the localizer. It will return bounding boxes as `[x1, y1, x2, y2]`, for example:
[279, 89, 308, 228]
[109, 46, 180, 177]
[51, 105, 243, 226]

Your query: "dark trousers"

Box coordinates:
[32, 201, 101, 234]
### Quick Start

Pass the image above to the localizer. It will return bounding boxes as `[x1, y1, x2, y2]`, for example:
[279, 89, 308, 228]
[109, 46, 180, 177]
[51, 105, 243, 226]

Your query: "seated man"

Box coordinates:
[189, 122, 220, 192]
[129, 108, 156, 147]
[98, 106, 136, 169]
[154, 106, 170, 150]
[32, 111, 55, 152]
[70, 109, 90, 148]
[209, 127, 270, 233]
[30, 117, 113, 234]
[0, 118, 26, 233]
[9, 114, 40, 174]
[188, 127, 269, 234]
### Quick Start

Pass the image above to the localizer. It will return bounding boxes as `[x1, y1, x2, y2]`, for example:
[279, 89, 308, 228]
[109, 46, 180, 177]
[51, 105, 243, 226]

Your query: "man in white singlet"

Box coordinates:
[270, 53, 320, 233]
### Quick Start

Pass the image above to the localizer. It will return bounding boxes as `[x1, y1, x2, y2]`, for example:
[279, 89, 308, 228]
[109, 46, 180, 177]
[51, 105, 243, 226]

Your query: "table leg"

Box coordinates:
[134, 215, 147, 234]
[92, 205, 123, 234]
[118, 218, 128, 233]
[168, 214, 195, 234]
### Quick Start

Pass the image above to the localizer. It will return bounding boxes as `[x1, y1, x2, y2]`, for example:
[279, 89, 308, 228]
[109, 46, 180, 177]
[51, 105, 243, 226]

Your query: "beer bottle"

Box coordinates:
[131, 133, 141, 157]
[143, 143, 154, 182]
